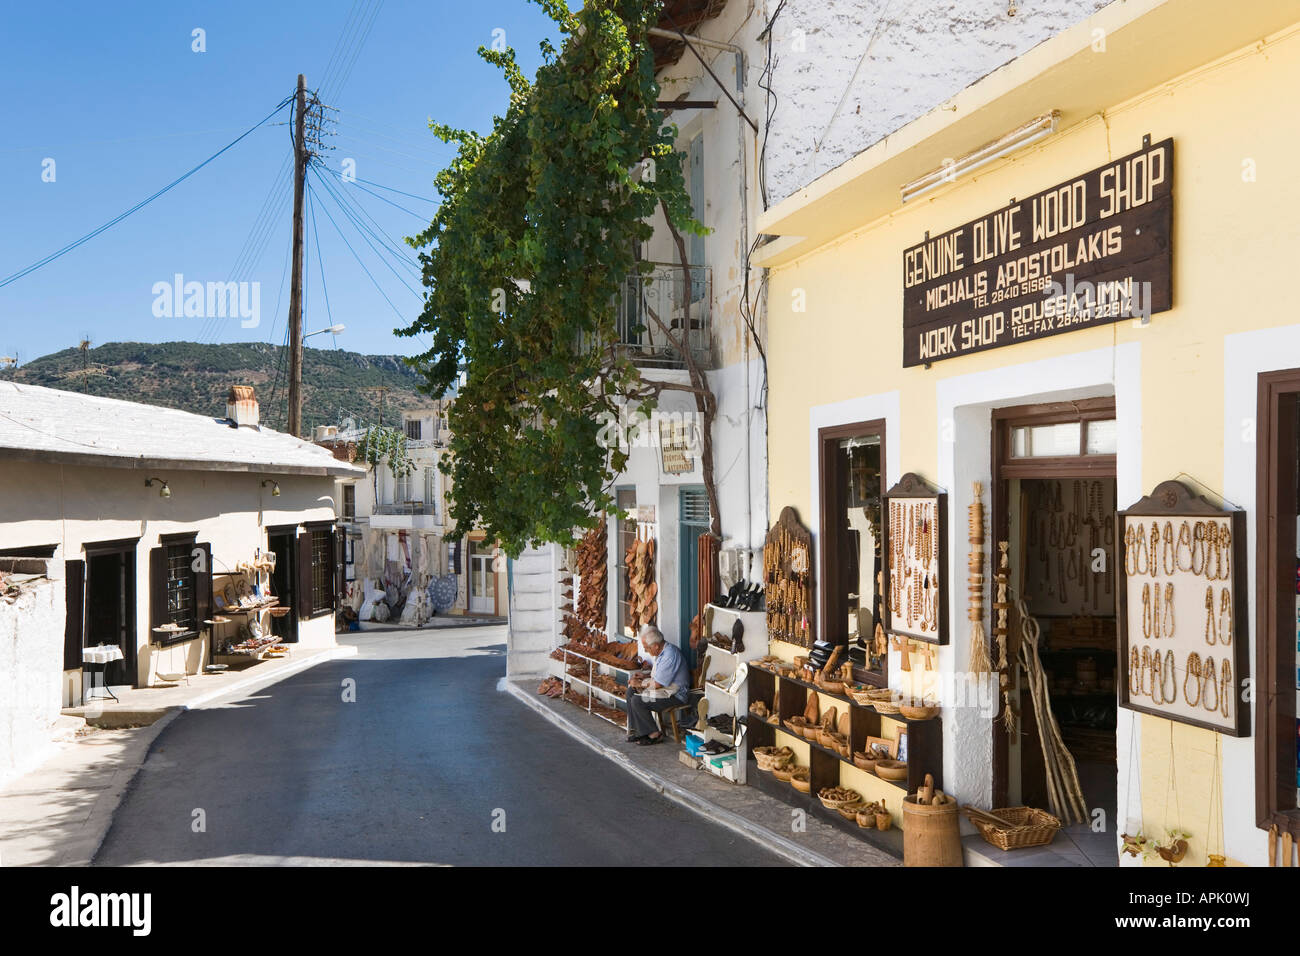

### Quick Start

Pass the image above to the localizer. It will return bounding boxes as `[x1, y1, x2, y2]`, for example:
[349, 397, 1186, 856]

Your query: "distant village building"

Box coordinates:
[0, 382, 362, 773]
[318, 400, 505, 624]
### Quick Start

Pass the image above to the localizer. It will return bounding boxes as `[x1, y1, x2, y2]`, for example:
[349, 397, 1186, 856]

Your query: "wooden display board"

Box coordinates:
[1117, 480, 1249, 736]
[764, 506, 815, 648]
[883, 473, 948, 645]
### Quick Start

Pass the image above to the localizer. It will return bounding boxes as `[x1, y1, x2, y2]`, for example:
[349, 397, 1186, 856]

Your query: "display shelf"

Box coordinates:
[564, 673, 628, 707]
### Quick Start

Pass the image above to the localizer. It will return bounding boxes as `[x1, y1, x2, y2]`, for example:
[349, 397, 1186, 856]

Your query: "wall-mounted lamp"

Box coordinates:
[145, 477, 171, 498]
[900, 111, 1059, 203]
[262, 480, 281, 497]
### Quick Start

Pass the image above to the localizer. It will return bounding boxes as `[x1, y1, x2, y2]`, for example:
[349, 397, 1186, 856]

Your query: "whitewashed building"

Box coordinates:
[0, 381, 362, 724]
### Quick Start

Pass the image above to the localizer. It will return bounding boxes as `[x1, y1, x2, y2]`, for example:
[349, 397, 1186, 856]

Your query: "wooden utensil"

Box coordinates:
[1284, 831, 1293, 868]
[1268, 825, 1278, 866]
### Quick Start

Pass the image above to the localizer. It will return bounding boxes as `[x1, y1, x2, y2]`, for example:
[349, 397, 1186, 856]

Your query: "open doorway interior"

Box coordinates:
[1007, 477, 1118, 832]
[268, 531, 297, 643]
[85, 545, 136, 688]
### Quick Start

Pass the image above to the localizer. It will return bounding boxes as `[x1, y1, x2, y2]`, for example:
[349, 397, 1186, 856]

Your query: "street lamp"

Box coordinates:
[304, 324, 345, 339]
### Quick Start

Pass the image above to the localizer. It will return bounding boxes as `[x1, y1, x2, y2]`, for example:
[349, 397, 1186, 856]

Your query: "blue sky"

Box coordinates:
[0, 0, 560, 364]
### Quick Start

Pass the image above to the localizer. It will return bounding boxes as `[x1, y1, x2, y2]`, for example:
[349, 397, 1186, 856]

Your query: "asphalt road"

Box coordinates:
[93, 627, 784, 866]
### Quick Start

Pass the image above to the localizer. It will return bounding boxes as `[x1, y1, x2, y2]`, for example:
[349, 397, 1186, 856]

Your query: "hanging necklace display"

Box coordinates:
[882, 473, 948, 645]
[1183, 652, 1203, 707]
[1058, 551, 1068, 604]
[1118, 480, 1248, 736]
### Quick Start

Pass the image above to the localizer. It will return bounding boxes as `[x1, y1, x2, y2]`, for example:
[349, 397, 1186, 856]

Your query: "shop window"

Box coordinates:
[148, 533, 208, 651]
[818, 422, 886, 684]
[1010, 417, 1117, 458]
[1256, 370, 1300, 837]
[165, 543, 197, 631]
[311, 530, 332, 610]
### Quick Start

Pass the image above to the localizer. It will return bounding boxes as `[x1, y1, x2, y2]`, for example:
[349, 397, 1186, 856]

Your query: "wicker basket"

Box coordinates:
[966, 806, 1062, 850]
[818, 787, 864, 810]
[873, 699, 903, 715]
[754, 746, 794, 772]
[836, 803, 864, 820]
[773, 764, 795, 782]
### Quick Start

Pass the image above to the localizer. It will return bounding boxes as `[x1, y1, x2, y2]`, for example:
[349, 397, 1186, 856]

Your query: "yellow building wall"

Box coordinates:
[765, 24, 1300, 864]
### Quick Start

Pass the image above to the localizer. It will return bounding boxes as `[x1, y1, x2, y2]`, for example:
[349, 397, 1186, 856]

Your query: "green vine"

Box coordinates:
[398, 0, 707, 557]
[358, 425, 415, 479]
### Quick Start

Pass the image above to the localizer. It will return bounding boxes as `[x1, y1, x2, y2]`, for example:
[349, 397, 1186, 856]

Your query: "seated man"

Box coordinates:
[625, 625, 691, 745]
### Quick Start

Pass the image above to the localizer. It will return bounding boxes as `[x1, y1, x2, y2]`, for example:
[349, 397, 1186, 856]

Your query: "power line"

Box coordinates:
[313, 168, 421, 270]
[0, 97, 292, 290]
[310, 173, 412, 322]
[319, 165, 434, 220]
[307, 185, 338, 341]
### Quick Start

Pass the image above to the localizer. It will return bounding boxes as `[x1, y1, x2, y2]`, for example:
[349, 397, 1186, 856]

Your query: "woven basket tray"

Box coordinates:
[754, 747, 794, 772]
[967, 806, 1062, 850]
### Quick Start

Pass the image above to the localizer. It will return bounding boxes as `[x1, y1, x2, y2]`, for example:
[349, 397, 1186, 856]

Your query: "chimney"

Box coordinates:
[313, 424, 338, 442]
[226, 385, 260, 429]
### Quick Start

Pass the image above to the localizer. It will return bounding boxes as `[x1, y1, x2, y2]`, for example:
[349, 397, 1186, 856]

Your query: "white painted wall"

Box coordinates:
[0, 566, 64, 782]
[761, 0, 1111, 204]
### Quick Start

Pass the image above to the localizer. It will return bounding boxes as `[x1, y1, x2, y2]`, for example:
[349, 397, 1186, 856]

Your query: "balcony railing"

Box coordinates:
[585, 263, 712, 370]
[375, 502, 438, 516]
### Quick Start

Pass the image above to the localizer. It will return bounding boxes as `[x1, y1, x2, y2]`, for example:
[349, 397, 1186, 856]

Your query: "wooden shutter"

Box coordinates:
[149, 546, 167, 634]
[334, 526, 345, 609]
[195, 542, 213, 627]
[297, 531, 315, 618]
[63, 559, 85, 670]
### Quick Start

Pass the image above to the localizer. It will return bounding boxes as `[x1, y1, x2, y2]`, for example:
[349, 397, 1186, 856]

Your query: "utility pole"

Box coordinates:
[366, 386, 391, 427]
[287, 74, 308, 438]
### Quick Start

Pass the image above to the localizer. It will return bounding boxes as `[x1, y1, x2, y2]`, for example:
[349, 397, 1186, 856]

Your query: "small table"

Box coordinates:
[82, 644, 125, 704]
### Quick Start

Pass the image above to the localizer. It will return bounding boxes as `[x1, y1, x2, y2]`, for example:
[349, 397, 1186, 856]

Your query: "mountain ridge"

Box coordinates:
[0, 340, 435, 436]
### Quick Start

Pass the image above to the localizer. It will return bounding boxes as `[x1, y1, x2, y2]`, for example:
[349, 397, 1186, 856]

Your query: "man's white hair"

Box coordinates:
[640, 625, 665, 646]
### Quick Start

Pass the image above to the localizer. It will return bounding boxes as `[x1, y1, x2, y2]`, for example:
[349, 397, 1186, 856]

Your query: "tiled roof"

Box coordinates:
[0, 382, 364, 477]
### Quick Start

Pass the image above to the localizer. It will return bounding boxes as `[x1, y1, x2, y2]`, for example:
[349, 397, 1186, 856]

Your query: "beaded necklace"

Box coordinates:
[1124, 525, 1139, 576]
[1202, 655, 1220, 713]
[1217, 525, 1232, 581]
[1139, 645, 1152, 698]
[1148, 524, 1160, 579]
[1129, 646, 1142, 696]
[1161, 650, 1176, 705]
[1162, 522, 1175, 576]
[1162, 582, 1175, 638]
[1203, 586, 1217, 645]
[1219, 658, 1232, 718]
[1218, 588, 1232, 646]
[1183, 652, 1203, 707]
[1142, 583, 1153, 639]
[1191, 522, 1206, 576]
[1175, 521, 1193, 572]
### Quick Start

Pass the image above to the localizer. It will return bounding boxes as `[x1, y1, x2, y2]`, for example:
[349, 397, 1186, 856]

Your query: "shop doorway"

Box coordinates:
[267, 530, 298, 643]
[468, 539, 495, 614]
[83, 539, 138, 689]
[818, 421, 887, 685]
[992, 399, 1118, 860]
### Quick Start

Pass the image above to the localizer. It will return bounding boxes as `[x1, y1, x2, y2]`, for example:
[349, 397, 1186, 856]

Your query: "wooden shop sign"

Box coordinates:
[902, 138, 1173, 367]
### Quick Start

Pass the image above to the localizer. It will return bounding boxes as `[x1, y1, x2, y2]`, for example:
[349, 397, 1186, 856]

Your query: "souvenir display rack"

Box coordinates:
[692, 603, 769, 783]
[209, 552, 286, 665]
[744, 660, 943, 843]
[883, 473, 949, 645]
[1117, 479, 1249, 736]
[764, 506, 815, 648]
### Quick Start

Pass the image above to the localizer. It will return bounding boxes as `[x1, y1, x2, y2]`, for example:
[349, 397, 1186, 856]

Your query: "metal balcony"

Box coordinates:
[585, 263, 712, 370]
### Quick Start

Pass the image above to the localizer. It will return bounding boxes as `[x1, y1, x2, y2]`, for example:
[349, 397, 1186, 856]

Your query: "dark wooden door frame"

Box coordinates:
[990, 398, 1117, 808]
[817, 418, 887, 686]
[82, 537, 141, 689]
[1255, 369, 1300, 838]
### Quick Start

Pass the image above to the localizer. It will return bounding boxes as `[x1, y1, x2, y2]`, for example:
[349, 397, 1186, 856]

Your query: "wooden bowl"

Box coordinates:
[856, 809, 878, 829]
[899, 703, 940, 720]
[773, 764, 795, 782]
[875, 759, 908, 781]
[816, 728, 835, 748]
[792, 776, 812, 793]
[800, 724, 819, 741]
[852, 751, 877, 772]
[817, 679, 845, 694]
